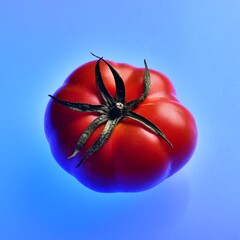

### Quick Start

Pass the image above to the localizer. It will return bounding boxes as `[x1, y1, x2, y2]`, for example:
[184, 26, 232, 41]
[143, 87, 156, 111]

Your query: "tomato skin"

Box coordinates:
[45, 59, 197, 192]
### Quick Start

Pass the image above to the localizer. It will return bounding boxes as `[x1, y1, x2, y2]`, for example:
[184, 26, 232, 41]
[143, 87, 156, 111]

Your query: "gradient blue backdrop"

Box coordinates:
[1, 0, 240, 239]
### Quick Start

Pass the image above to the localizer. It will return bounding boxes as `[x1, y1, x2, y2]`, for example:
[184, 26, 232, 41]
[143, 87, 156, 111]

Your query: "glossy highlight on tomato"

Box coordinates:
[44, 55, 197, 193]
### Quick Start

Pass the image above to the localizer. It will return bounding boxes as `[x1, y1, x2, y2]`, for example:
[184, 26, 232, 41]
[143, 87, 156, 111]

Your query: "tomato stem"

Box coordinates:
[49, 55, 173, 167]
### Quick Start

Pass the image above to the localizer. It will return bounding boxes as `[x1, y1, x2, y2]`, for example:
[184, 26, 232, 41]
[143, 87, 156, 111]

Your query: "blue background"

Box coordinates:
[1, 0, 240, 239]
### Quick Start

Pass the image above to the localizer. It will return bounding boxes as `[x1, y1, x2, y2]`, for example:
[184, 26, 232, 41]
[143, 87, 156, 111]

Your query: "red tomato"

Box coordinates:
[44, 56, 197, 192]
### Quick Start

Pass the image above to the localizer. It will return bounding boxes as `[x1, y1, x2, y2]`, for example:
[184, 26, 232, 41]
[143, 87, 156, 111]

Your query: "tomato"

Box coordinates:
[44, 55, 197, 193]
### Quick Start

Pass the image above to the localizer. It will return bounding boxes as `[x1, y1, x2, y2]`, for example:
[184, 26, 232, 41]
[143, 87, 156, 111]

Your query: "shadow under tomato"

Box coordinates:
[17, 157, 191, 240]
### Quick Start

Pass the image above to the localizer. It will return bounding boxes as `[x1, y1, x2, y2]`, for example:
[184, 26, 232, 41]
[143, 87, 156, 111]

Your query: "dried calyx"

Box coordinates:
[49, 54, 172, 167]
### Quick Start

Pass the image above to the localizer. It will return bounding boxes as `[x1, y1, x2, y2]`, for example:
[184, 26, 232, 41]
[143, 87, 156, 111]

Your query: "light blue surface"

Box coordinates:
[1, 0, 240, 239]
